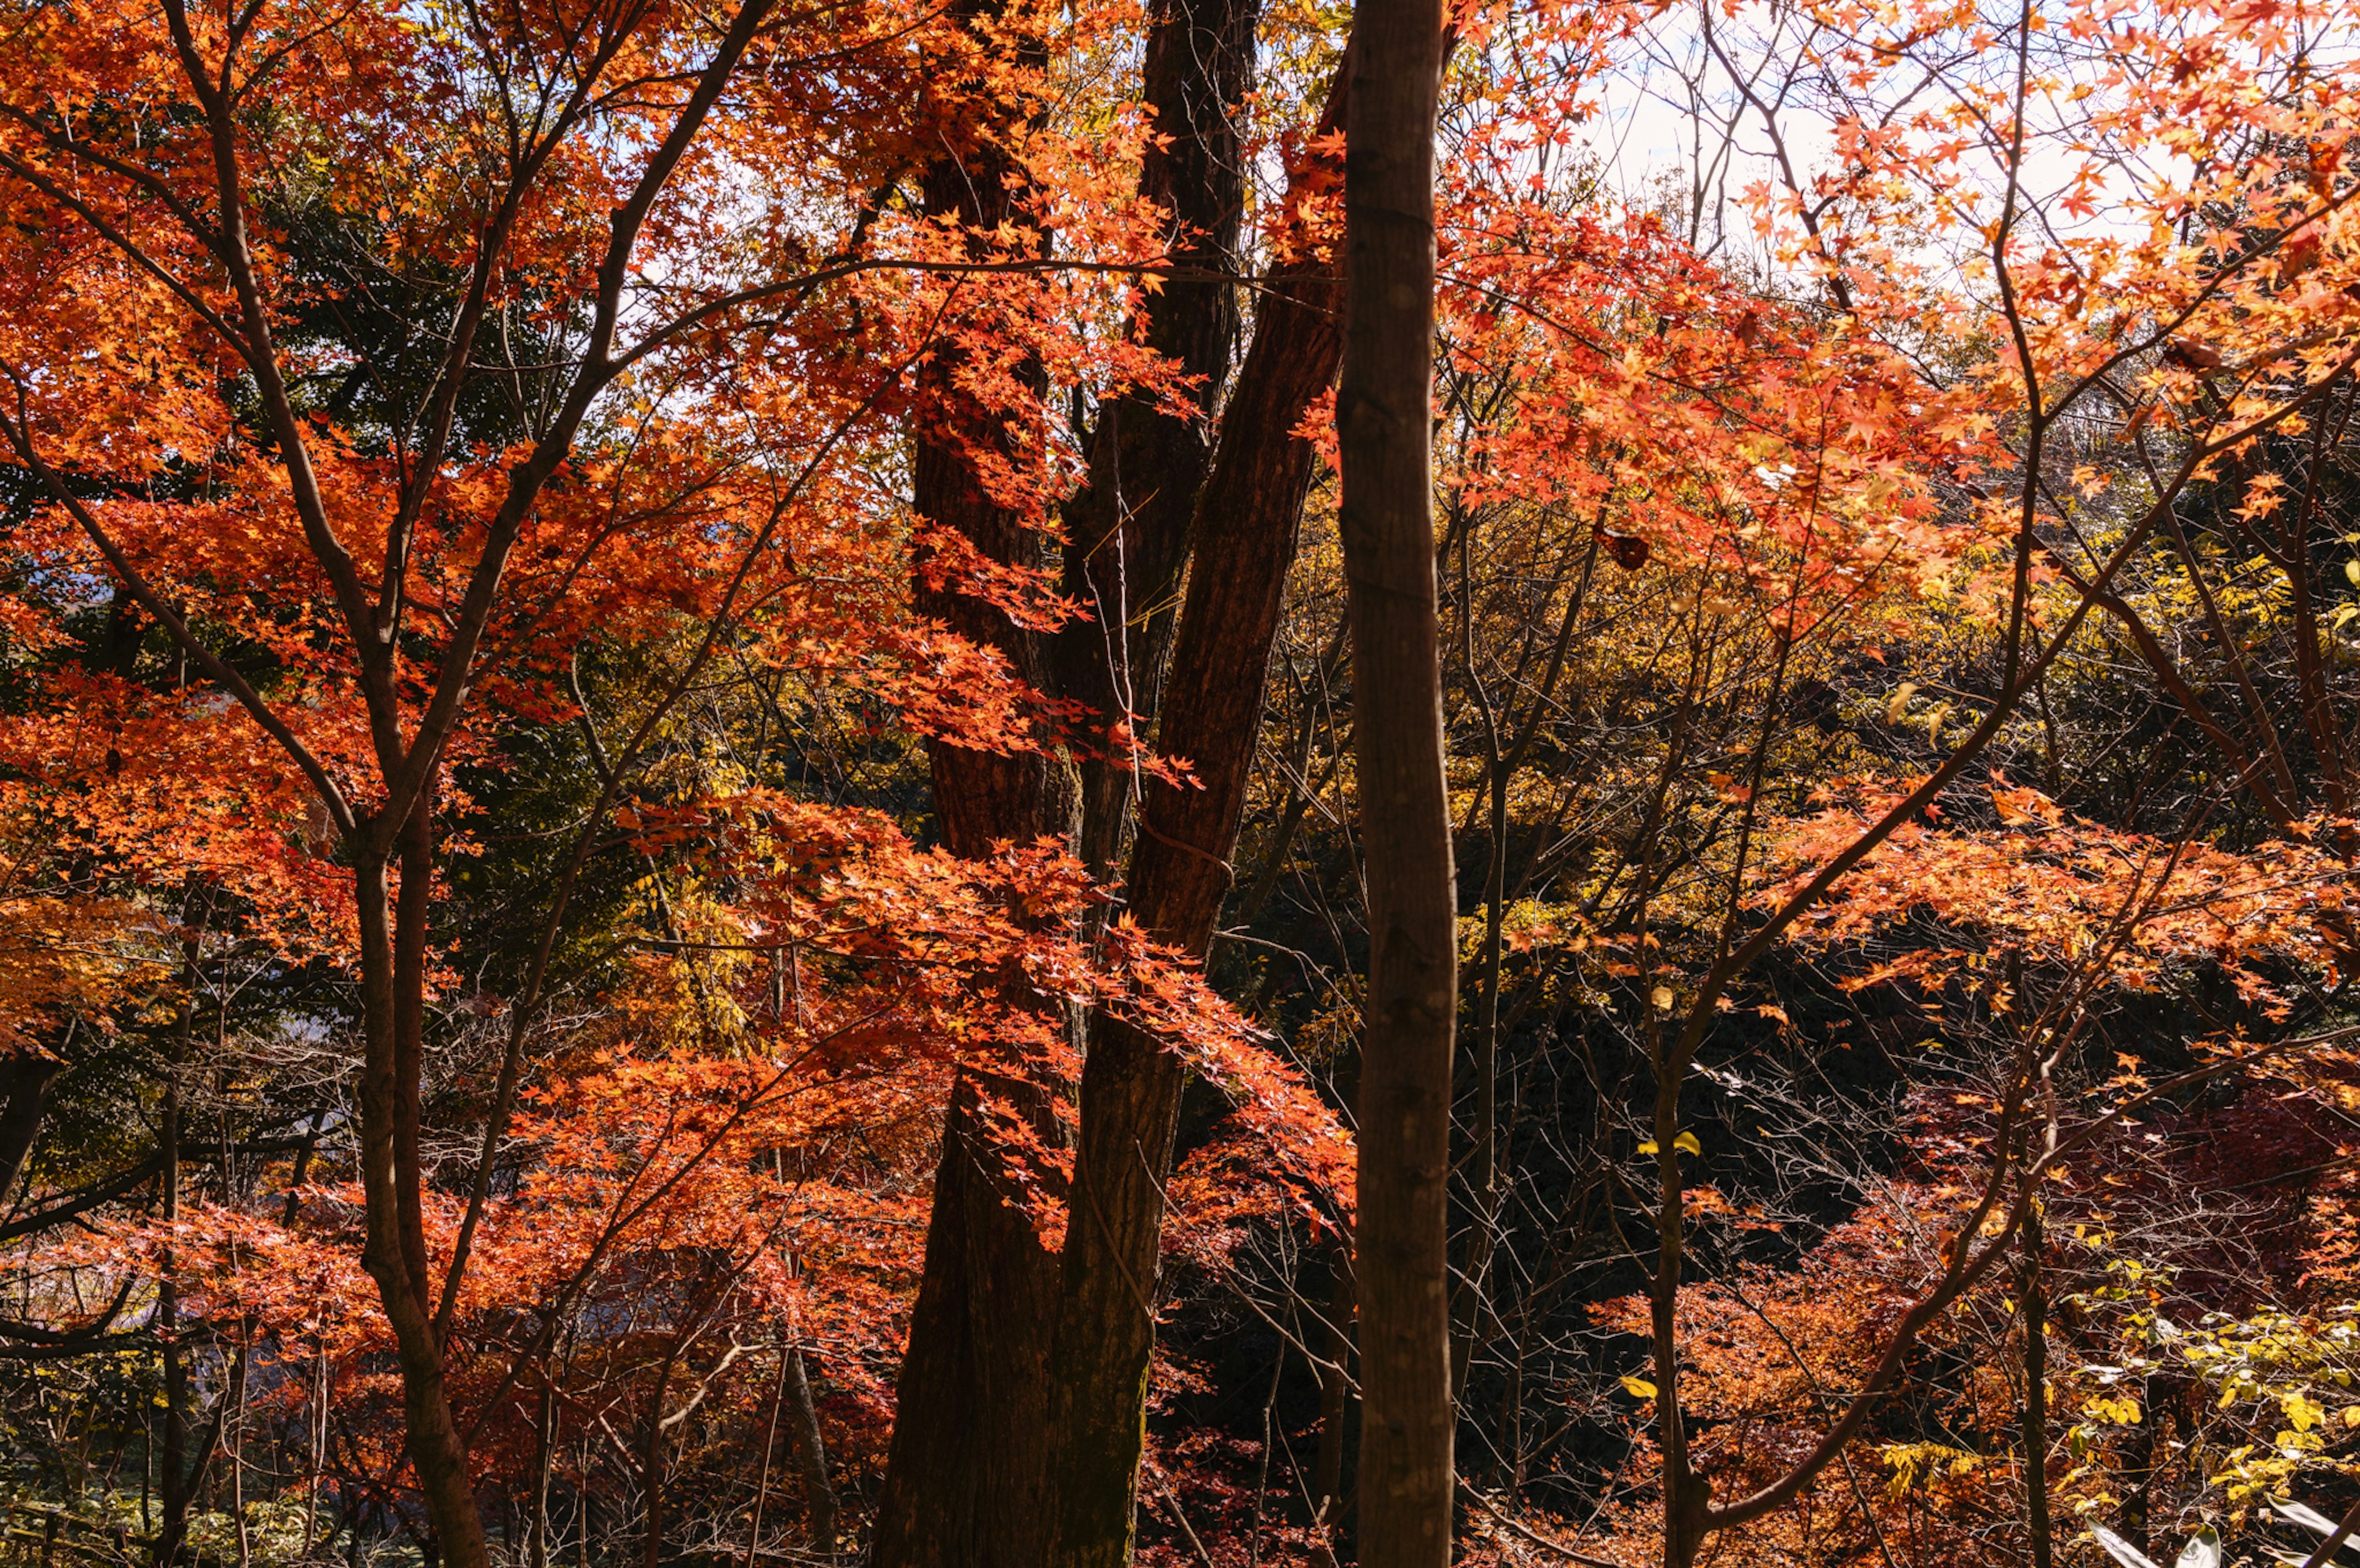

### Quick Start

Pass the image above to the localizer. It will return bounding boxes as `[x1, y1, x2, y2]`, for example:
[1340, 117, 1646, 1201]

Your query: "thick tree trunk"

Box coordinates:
[871, 11, 1071, 1559]
[1046, 58, 1354, 1568]
[875, 1097, 1063, 1568]
[1336, 4, 1454, 1566]
[884, 7, 1367, 1565]
[1057, 0, 1259, 890]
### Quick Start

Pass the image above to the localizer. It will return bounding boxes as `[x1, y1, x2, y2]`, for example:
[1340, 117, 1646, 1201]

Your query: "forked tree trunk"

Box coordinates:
[1336, 2, 1454, 1566]
[1045, 51, 1354, 1568]
[883, 7, 1366, 1566]
[1056, 0, 1261, 893]
[353, 817, 492, 1568]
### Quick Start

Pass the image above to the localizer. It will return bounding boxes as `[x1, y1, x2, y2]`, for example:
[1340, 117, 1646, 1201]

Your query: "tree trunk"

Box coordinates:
[353, 841, 492, 1568]
[0, 1053, 59, 1207]
[230, 1327, 252, 1568]
[782, 1346, 841, 1555]
[1056, 0, 1259, 892]
[1313, 1249, 1356, 1558]
[1337, 2, 1455, 1566]
[884, 10, 1364, 1567]
[530, 1386, 556, 1568]
[1045, 55, 1355, 1568]
[2020, 1207, 2051, 1568]
[155, 1051, 186, 1568]
[743, 1348, 788, 1568]
[870, 7, 1071, 1557]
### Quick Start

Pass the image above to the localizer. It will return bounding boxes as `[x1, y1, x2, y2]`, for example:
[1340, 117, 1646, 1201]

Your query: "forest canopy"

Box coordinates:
[4, 0, 2360, 1564]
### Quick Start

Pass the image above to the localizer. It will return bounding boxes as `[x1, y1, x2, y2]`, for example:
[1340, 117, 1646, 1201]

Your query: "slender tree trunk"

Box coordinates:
[1312, 1249, 1357, 1557]
[743, 1347, 790, 1568]
[1337, 3, 1454, 1565]
[230, 1327, 251, 1568]
[392, 790, 438, 1316]
[781, 1346, 840, 1555]
[155, 1049, 186, 1568]
[353, 839, 491, 1568]
[640, 1328, 690, 1568]
[303, 1352, 326, 1558]
[531, 1386, 556, 1568]
[1450, 761, 1508, 1403]
[2019, 1206, 2051, 1568]
[283, 1107, 325, 1228]
[1046, 53, 1356, 1568]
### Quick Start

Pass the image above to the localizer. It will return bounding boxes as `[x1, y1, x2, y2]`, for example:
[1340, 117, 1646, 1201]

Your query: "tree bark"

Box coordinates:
[2019, 1206, 2052, 1568]
[781, 1345, 841, 1555]
[1313, 1249, 1357, 1551]
[1045, 54, 1355, 1568]
[353, 843, 491, 1568]
[530, 1386, 556, 1568]
[870, 7, 1071, 1560]
[1336, 2, 1455, 1566]
[155, 1043, 186, 1568]
[1056, 0, 1259, 890]
[0, 1053, 59, 1207]
[884, 9, 1363, 1566]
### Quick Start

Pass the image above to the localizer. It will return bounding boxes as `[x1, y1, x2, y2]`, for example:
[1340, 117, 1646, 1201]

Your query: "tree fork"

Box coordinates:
[1046, 50, 1355, 1568]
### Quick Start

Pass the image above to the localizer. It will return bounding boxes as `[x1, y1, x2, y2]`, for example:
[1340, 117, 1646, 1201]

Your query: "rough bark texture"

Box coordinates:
[1056, 0, 1259, 889]
[870, 8, 1070, 1559]
[1336, 2, 1455, 1564]
[1045, 58, 1354, 1568]
[883, 7, 1366, 1565]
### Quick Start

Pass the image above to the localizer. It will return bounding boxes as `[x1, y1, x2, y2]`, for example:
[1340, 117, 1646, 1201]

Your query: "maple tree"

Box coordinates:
[7, 0, 2360, 1565]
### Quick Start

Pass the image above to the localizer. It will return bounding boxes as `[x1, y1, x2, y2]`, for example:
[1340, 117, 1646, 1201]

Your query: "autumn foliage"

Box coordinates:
[7, 0, 2360, 1564]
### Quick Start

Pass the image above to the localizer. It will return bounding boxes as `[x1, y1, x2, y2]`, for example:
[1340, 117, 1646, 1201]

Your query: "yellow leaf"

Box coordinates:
[1651, 986, 1676, 1012]
[1636, 1140, 1659, 1155]
[1674, 1131, 1702, 1156]
[1620, 1376, 1658, 1400]
[1886, 681, 1919, 724]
